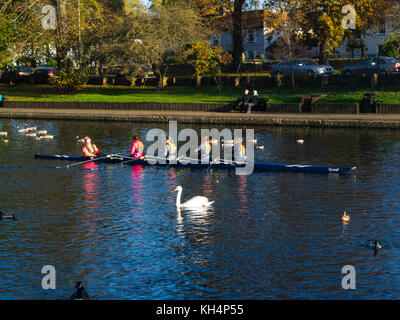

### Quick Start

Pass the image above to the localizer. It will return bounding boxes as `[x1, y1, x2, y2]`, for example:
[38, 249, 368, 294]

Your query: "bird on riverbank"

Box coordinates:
[175, 186, 214, 208]
[70, 281, 90, 300]
[0, 211, 16, 220]
[342, 211, 350, 222]
[296, 139, 304, 144]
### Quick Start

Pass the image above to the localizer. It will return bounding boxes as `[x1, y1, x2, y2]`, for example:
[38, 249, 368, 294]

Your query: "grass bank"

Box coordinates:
[1, 83, 400, 104]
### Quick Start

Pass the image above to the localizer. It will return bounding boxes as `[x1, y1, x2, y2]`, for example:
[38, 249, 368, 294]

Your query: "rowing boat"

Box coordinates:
[34, 154, 356, 174]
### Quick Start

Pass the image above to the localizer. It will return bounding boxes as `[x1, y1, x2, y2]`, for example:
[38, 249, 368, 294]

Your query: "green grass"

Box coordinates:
[1, 83, 400, 105]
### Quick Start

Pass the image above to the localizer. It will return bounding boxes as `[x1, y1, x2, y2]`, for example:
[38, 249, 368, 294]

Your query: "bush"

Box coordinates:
[382, 32, 400, 58]
[50, 69, 87, 94]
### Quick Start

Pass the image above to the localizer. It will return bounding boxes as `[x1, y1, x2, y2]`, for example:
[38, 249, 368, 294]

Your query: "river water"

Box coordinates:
[0, 119, 399, 300]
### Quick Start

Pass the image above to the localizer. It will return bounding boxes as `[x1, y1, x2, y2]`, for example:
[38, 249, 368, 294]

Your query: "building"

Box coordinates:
[209, 10, 279, 61]
[209, 9, 392, 61]
[335, 24, 390, 58]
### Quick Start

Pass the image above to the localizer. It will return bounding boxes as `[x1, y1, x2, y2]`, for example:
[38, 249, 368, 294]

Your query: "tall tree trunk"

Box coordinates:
[319, 41, 329, 65]
[232, 0, 245, 72]
[53, 0, 68, 71]
[155, 67, 163, 91]
[287, 37, 295, 90]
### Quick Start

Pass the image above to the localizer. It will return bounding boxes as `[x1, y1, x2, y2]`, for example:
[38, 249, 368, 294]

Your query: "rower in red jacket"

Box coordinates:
[82, 137, 100, 158]
[130, 135, 144, 159]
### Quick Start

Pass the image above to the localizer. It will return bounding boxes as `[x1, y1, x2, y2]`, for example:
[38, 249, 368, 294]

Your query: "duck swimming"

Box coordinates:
[0, 211, 16, 220]
[368, 240, 383, 250]
[342, 211, 350, 222]
[368, 240, 383, 256]
[69, 281, 90, 300]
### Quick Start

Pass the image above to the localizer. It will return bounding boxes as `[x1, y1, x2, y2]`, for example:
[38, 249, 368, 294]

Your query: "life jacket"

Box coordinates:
[131, 140, 144, 159]
[82, 142, 99, 157]
[234, 143, 246, 161]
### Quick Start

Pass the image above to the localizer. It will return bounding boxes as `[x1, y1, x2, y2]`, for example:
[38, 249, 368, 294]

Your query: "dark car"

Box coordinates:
[30, 68, 57, 84]
[270, 59, 334, 77]
[138, 65, 155, 78]
[342, 57, 400, 76]
[0, 65, 33, 84]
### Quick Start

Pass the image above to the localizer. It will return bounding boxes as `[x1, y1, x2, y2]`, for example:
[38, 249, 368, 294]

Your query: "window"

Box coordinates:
[378, 20, 386, 34]
[359, 59, 370, 65]
[213, 36, 219, 45]
[247, 29, 257, 43]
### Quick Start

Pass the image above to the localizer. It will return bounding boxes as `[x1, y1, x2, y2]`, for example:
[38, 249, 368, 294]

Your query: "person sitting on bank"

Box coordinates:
[241, 90, 259, 114]
[130, 135, 145, 159]
[231, 89, 250, 112]
[82, 137, 101, 158]
[165, 136, 177, 161]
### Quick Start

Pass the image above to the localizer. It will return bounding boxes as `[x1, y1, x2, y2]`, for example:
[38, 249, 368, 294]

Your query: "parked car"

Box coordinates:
[138, 65, 154, 78]
[341, 57, 400, 76]
[0, 65, 33, 84]
[30, 68, 57, 84]
[270, 59, 334, 77]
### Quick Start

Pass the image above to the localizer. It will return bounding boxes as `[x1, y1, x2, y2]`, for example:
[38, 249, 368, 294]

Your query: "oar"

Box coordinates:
[56, 154, 113, 169]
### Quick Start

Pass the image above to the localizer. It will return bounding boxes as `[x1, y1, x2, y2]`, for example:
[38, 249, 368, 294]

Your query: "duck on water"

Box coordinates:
[368, 240, 383, 256]
[70, 281, 90, 300]
[0, 211, 16, 220]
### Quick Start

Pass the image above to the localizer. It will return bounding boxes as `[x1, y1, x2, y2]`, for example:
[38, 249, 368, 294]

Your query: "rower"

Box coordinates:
[195, 136, 212, 163]
[130, 135, 144, 159]
[165, 136, 177, 161]
[82, 137, 100, 158]
[233, 138, 246, 163]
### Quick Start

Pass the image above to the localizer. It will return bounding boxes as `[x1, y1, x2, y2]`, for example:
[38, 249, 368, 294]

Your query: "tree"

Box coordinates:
[232, 0, 246, 71]
[382, 31, 400, 58]
[103, 3, 206, 89]
[264, 0, 390, 65]
[265, 0, 310, 89]
[297, 0, 390, 65]
[187, 39, 232, 90]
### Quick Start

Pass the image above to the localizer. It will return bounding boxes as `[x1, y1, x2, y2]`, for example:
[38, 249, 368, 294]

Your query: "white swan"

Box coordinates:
[175, 186, 214, 208]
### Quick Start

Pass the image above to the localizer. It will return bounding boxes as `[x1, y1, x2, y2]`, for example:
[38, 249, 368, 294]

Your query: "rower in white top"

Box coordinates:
[195, 136, 212, 163]
[165, 136, 177, 161]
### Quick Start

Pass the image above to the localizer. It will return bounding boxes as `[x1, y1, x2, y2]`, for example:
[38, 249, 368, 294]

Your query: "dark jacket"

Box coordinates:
[240, 94, 250, 104]
[250, 95, 259, 105]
